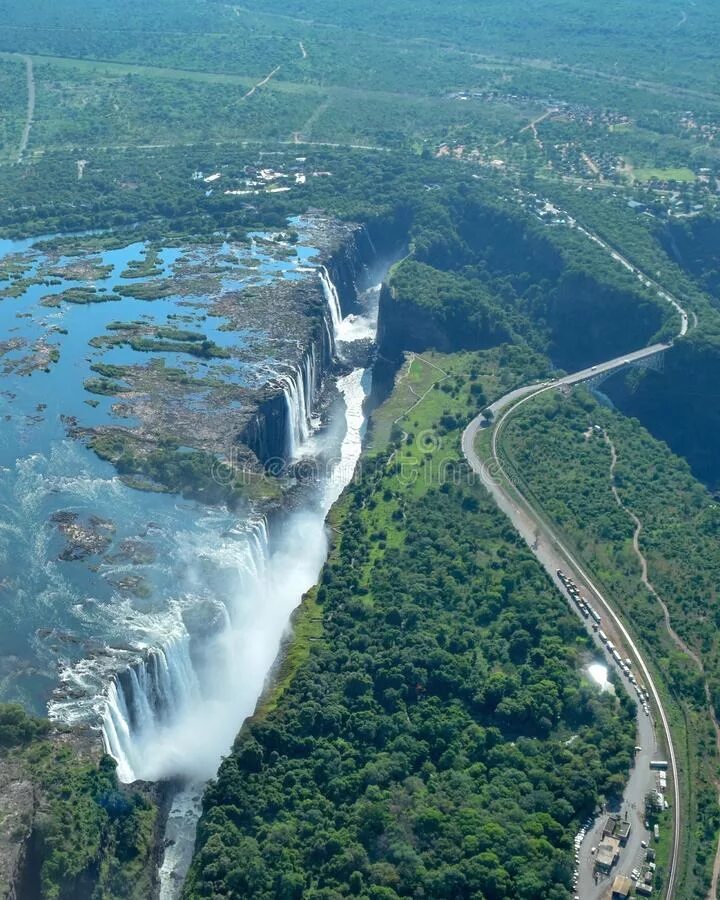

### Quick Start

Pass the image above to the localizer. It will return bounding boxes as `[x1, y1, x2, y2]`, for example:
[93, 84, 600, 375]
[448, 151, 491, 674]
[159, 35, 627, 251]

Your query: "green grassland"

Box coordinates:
[1, 3, 720, 898]
[1, 0, 718, 177]
[632, 166, 697, 183]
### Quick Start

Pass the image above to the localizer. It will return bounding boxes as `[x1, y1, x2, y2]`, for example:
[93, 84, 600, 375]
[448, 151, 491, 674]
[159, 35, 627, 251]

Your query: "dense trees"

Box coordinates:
[185, 367, 635, 899]
[380, 187, 670, 373]
[502, 387, 720, 896]
[0, 702, 50, 747]
[0, 705, 158, 899]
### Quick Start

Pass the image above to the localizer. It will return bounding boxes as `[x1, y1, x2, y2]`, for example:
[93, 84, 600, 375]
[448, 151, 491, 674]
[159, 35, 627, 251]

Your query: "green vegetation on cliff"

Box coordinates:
[90, 432, 280, 507]
[380, 187, 670, 373]
[501, 387, 720, 896]
[0, 704, 158, 900]
[184, 350, 636, 899]
[545, 186, 720, 488]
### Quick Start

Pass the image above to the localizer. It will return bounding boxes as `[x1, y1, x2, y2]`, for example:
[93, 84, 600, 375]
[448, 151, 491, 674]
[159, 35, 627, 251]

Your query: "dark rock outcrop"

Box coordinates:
[240, 388, 290, 467]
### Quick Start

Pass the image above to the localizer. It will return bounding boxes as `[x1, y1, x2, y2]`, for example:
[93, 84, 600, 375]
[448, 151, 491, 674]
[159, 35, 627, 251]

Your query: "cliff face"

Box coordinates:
[377, 283, 467, 360]
[605, 335, 720, 490]
[240, 390, 289, 467]
[237, 284, 335, 466]
[237, 225, 382, 465]
[325, 223, 380, 317]
[1, 728, 164, 900]
[659, 216, 720, 298]
[0, 758, 34, 900]
[373, 271, 513, 406]
[542, 270, 667, 371]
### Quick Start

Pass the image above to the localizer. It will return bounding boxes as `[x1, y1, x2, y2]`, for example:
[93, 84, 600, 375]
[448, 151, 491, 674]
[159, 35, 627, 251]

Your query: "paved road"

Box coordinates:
[570, 221, 689, 338]
[462, 339, 684, 899]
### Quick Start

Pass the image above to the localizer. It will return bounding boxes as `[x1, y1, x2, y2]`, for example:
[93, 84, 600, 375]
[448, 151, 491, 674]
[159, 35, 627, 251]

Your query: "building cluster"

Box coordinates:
[596, 814, 658, 897]
[679, 111, 720, 145]
[190, 159, 332, 200]
[448, 89, 631, 130]
[596, 815, 632, 874]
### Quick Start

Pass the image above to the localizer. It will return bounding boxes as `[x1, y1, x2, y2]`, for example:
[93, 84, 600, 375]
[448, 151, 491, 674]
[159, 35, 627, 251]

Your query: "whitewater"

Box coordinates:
[0, 225, 388, 895]
[140, 276, 377, 896]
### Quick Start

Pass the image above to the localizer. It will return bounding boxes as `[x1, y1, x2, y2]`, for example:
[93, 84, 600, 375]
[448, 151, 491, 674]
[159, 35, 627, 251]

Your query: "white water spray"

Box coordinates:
[98, 251, 385, 896]
[279, 351, 316, 459]
[319, 264, 376, 345]
[319, 265, 343, 339]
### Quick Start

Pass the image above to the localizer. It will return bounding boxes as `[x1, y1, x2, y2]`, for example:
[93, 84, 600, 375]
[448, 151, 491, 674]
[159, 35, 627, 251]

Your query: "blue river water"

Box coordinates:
[0, 233, 324, 715]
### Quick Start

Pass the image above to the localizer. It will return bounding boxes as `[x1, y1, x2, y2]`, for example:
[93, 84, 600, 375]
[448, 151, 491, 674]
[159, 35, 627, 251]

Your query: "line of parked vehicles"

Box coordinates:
[556, 569, 652, 717]
[571, 815, 595, 895]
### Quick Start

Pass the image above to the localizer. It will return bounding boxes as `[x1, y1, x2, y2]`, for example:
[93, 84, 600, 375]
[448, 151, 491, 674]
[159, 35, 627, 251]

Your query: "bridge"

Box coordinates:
[567, 342, 667, 392]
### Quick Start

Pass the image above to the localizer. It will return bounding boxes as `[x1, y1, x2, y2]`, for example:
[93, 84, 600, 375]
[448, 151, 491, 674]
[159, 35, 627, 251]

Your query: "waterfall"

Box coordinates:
[319, 265, 343, 340]
[101, 518, 270, 784]
[279, 350, 317, 459]
[102, 633, 201, 783]
[362, 224, 378, 258]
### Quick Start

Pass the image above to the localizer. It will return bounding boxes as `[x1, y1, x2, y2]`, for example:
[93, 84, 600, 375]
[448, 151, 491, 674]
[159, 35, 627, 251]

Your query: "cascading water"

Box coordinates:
[320, 263, 376, 344]
[100, 244, 385, 897]
[100, 517, 271, 784]
[279, 350, 316, 459]
[105, 263, 346, 778]
[0, 222, 398, 899]
[103, 634, 201, 783]
[319, 265, 343, 339]
[362, 224, 378, 258]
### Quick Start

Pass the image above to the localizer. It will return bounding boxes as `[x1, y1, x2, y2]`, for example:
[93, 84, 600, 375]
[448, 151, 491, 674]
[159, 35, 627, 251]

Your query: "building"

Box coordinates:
[602, 815, 632, 846]
[596, 836, 621, 872]
[615, 820, 631, 844]
[611, 875, 633, 898]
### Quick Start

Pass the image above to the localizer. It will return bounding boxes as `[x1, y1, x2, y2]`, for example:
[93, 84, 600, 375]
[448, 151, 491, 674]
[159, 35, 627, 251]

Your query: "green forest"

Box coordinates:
[2, 0, 720, 897]
[0, 704, 158, 900]
[502, 388, 720, 896]
[184, 350, 636, 899]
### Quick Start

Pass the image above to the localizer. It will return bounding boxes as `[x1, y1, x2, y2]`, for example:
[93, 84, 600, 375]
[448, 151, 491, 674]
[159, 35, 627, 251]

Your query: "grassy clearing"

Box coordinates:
[0, 50, 257, 87]
[0, 50, 445, 105]
[368, 348, 521, 453]
[367, 353, 448, 450]
[633, 166, 696, 183]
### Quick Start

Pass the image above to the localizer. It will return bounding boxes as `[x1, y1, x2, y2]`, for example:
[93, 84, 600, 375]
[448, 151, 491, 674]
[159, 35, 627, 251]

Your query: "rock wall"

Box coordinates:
[0, 759, 35, 900]
[241, 387, 295, 467]
[238, 310, 335, 466]
[325, 224, 379, 317]
[237, 225, 385, 465]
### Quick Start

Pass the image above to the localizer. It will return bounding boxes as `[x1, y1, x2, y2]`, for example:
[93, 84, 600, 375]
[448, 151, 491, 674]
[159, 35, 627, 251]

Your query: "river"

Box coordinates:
[0, 225, 388, 896]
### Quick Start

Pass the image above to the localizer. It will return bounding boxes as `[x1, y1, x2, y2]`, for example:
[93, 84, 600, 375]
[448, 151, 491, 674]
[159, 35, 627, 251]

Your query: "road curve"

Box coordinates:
[463, 393, 679, 899]
[460, 255, 691, 897]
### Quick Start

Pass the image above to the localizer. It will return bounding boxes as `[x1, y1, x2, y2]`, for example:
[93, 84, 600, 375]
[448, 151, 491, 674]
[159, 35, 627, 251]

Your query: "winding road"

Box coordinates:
[461, 232, 693, 898]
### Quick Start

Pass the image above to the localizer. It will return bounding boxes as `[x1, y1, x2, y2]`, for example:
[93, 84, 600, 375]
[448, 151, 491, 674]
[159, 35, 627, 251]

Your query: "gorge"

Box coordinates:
[0, 216, 399, 896]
